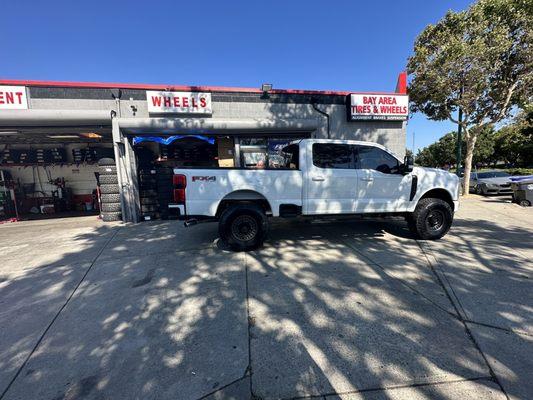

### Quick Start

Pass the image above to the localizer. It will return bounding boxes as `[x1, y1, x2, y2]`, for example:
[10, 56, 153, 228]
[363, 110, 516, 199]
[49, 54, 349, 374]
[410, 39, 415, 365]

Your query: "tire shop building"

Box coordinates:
[0, 73, 408, 223]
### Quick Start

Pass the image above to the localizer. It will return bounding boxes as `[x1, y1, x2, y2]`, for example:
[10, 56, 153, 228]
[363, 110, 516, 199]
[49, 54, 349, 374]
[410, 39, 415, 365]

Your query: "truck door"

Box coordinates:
[354, 145, 412, 212]
[305, 143, 358, 214]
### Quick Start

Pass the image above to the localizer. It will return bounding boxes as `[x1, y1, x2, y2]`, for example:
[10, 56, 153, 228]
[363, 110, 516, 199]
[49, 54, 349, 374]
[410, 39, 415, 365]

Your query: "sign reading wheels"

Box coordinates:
[147, 91, 212, 114]
[348, 94, 408, 121]
[0, 86, 28, 110]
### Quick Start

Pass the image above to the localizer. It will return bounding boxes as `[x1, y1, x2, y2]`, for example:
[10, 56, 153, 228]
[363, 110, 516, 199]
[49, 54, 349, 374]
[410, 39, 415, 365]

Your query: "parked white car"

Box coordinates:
[170, 139, 460, 250]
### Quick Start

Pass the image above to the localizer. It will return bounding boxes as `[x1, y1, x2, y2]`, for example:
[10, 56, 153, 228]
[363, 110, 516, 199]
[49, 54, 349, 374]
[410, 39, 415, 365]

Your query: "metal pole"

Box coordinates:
[456, 107, 463, 176]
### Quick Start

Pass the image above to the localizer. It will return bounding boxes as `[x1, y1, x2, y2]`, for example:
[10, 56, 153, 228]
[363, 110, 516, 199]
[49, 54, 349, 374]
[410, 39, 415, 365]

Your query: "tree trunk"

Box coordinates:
[462, 133, 477, 197]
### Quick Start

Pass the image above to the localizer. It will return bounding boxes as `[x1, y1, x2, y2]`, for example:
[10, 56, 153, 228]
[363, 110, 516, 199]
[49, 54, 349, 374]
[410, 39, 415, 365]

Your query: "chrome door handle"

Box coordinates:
[361, 178, 374, 182]
[312, 176, 325, 181]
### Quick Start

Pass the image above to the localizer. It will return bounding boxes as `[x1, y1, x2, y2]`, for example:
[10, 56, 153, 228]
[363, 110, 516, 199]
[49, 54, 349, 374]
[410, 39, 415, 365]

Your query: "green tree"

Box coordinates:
[407, 0, 533, 194]
[415, 146, 437, 167]
[415, 127, 496, 168]
[494, 107, 533, 166]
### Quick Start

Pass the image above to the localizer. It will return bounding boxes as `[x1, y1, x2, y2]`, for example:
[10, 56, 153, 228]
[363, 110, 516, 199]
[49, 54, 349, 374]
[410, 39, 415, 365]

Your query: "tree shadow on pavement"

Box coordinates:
[0, 211, 529, 399]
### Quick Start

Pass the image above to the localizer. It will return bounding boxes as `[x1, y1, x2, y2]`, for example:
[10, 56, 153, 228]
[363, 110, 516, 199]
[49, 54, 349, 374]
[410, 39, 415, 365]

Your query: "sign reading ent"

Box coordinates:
[147, 91, 212, 114]
[348, 94, 408, 121]
[0, 86, 28, 110]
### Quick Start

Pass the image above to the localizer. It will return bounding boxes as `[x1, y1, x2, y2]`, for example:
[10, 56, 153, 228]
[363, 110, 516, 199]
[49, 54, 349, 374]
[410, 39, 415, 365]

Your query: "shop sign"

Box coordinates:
[0, 86, 28, 110]
[348, 94, 408, 121]
[146, 91, 212, 114]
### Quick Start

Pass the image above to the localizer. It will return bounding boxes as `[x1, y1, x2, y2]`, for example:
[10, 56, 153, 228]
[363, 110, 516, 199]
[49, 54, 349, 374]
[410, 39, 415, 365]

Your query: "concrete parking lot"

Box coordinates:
[0, 196, 531, 400]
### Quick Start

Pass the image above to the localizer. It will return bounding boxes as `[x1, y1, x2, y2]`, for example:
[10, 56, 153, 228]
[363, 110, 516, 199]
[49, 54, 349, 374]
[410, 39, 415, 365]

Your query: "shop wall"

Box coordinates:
[26, 89, 407, 158]
[212, 101, 407, 158]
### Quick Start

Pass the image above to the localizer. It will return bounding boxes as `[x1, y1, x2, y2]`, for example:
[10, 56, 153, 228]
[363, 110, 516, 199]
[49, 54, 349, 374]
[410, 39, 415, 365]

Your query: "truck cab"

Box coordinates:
[171, 139, 460, 250]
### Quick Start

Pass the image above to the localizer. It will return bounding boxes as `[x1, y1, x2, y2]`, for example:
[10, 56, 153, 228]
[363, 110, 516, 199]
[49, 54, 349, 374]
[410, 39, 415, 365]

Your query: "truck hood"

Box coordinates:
[413, 166, 459, 181]
[412, 167, 460, 199]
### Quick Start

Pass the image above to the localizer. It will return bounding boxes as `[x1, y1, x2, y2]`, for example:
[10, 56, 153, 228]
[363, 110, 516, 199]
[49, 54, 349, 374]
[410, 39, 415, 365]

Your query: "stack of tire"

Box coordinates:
[138, 168, 158, 220]
[155, 166, 174, 219]
[98, 158, 122, 222]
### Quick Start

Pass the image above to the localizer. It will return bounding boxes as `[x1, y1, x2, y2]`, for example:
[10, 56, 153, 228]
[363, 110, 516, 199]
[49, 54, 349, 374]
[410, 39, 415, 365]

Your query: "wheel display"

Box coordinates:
[218, 204, 268, 251]
[99, 184, 120, 194]
[100, 202, 122, 212]
[475, 185, 484, 195]
[519, 199, 531, 207]
[408, 198, 453, 240]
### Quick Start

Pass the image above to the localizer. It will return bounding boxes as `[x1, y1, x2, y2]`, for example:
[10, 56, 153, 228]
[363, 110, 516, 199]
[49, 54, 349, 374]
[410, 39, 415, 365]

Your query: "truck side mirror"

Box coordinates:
[403, 154, 414, 174]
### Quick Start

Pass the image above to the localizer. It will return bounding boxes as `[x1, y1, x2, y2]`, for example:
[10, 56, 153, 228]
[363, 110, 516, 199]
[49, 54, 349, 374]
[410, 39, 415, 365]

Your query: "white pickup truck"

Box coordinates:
[170, 139, 460, 250]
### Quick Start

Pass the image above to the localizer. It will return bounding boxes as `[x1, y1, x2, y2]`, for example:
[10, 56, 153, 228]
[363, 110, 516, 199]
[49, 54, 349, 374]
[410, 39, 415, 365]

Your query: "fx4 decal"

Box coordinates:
[192, 176, 216, 182]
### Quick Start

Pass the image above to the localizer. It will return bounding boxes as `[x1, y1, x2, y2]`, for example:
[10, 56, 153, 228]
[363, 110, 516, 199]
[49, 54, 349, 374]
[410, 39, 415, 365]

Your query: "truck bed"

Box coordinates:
[174, 168, 303, 217]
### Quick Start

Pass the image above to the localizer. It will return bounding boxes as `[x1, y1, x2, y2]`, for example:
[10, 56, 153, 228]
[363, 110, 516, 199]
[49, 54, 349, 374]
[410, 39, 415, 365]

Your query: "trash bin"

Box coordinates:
[510, 176, 533, 207]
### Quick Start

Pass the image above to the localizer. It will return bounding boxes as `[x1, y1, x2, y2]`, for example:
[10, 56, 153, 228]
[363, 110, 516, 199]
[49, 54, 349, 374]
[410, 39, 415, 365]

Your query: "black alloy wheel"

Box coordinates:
[231, 214, 259, 242]
[425, 209, 445, 232]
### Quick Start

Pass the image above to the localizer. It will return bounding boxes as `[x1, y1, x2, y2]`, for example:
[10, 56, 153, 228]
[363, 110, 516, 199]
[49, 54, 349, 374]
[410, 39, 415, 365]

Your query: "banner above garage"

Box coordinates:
[348, 94, 408, 121]
[146, 91, 212, 115]
[0, 86, 28, 110]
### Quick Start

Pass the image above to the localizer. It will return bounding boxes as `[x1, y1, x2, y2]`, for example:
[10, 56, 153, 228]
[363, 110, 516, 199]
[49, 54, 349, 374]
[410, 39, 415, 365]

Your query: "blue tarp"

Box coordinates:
[133, 135, 215, 146]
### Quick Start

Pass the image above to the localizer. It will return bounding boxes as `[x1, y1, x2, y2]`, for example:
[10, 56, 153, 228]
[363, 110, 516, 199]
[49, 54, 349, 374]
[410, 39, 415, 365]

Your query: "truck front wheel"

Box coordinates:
[407, 198, 453, 240]
[219, 204, 268, 251]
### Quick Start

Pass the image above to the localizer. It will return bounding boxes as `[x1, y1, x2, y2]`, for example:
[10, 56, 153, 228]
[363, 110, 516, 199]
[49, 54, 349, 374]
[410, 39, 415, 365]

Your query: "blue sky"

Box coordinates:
[2, 0, 473, 152]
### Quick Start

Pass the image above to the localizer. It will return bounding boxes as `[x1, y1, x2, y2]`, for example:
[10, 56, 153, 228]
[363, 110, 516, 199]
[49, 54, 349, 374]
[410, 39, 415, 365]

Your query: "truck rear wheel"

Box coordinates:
[219, 204, 268, 251]
[407, 198, 453, 240]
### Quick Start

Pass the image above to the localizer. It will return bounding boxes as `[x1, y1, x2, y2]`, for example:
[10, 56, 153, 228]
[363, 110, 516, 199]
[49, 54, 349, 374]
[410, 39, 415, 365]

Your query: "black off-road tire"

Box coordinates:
[99, 166, 117, 175]
[98, 174, 118, 185]
[100, 202, 122, 212]
[100, 193, 121, 203]
[141, 204, 158, 213]
[101, 211, 122, 222]
[99, 184, 120, 194]
[140, 197, 158, 205]
[218, 203, 268, 251]
[140, 189, 157, 197]
[408, 198, 453, 240]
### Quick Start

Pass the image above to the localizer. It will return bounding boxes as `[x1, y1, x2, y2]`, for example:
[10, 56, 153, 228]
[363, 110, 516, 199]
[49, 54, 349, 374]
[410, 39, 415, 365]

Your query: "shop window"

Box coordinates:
[279, 144, 299, 169]
[356, 146, 400, 174]
[312, 143, 354, 169]
[239, 137, 301, 169]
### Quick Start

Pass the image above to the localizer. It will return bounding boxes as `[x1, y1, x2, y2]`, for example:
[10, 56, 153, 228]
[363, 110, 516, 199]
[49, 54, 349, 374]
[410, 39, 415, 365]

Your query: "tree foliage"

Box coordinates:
[415, 128, 494, 168]
[415, 111, 533, 168]
[407, 0, 533, 193]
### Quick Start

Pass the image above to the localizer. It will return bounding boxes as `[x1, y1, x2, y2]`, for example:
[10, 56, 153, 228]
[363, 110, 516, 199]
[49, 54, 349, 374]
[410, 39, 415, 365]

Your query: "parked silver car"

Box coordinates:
[469, 170, 513, 195]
